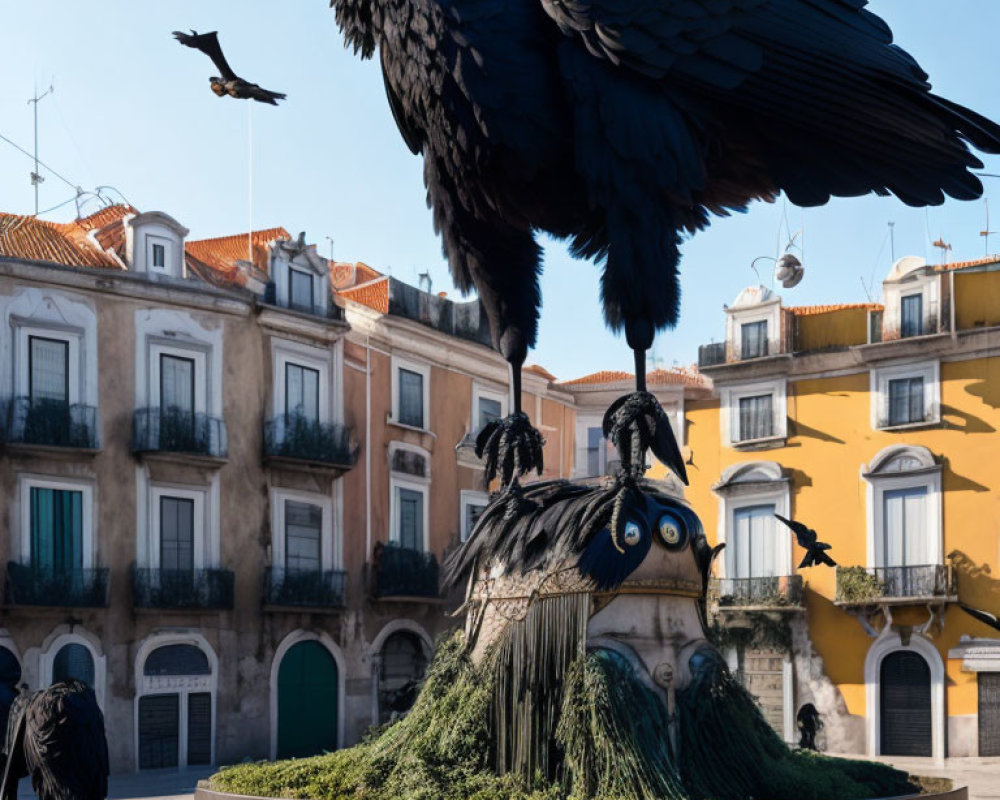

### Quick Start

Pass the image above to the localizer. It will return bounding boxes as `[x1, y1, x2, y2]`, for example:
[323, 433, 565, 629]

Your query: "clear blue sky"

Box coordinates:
[2, 1, 1000, 379]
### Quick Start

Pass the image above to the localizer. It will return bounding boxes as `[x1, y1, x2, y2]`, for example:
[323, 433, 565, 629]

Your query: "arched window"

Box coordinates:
[378, 632, 428, 723]
[52, 643, 95, 687]
[135, 638, 216, 770]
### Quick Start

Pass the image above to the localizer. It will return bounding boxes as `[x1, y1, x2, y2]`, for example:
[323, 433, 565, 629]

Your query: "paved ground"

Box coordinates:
[855, 755, 1000, 800]
[16, 766, 215, 800]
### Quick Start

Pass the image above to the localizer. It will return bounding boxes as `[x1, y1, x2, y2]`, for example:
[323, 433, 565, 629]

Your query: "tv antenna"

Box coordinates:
[325, 236, 335, 261]
[981, 200, 995, 256]
[932, 237, 952, 263]
[27, 81, 55, 215]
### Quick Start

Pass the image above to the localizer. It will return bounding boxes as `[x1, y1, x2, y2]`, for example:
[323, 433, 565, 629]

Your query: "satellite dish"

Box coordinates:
[775, 253, 804, 288]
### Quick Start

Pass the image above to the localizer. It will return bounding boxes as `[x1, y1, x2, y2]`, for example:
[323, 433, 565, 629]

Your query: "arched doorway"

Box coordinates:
[277, 641, 338, 758]
[52, 643, 95, 687]
[136, 642, 215, 769]
[880, 650, 932, 756]
[378, 631, 428, 723]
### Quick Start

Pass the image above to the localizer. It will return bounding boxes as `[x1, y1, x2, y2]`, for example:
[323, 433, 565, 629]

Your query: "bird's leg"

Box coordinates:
[475, 332, 546, 490]
[602, 319, 688, 484]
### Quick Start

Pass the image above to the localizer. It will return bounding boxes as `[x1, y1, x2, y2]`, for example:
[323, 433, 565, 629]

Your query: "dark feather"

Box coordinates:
[172, 30, 237, 80]
[959, 603, 1000, 633]
[776, 514, 837, 568]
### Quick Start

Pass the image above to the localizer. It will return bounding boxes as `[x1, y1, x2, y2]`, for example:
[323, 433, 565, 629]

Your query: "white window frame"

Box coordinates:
[390, 356, 431, 431]
[133, 632, 219, 771]
[471, 382, 507, 435]
[862, 445, 942, 569]
[720, 379, 788, 447]
[150, 342, 208, 414]
[271, 339, 338, 424]
[389, 442, 431, 551]
[16, 325, 81, 404]
[870, 360, 940, 431]
[726, 295, 782, 360]
[459, 490, 489, 543]
[40, 629, 107, 709]
[150, 487, 206, 570]
[713, 462, 792, 579]
[135, 468, 220, 571]
[270, 488, 339, 571]
[573, 414, 617, 479]
[882, 269, 939, 340]
[146, 234, 172, 274]
[17, 475, 96, 568]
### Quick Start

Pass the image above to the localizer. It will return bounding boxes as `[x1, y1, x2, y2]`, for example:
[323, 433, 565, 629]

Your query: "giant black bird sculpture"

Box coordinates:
[173, 30, 286, 105]
[331, 0, 1000, 489]
[775, 514, 836, 568]
[0, 680, 109, 800]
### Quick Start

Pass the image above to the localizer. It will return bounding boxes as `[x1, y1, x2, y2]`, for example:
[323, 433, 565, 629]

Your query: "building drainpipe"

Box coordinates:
[365, 335, 372, 564]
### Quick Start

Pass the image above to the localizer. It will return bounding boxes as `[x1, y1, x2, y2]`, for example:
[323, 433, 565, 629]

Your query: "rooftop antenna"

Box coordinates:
[325, 236, 335, 261]
[417, 271, 432, 294]
[933, 237, 952, 264]
[27, 80, 55, 215]
[981, 200, 995, 256]
[888, 221, 895, 263]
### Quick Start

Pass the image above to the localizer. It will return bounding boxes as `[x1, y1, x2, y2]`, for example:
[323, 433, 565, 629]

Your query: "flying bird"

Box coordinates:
[775, 514, 836, 568]
[0, 680, 108, 800]
[330, 0, 1000, 488]
[173, 30, 286, 105]
[959, 603, 1000, 632]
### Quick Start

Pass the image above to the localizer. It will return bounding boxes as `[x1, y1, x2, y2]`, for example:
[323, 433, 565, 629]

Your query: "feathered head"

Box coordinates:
[330, 0, 379, 59]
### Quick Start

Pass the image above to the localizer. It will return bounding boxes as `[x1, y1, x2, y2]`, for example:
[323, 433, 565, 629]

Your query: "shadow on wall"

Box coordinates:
[940, 404, 997, 434]
[942, 459, 991, 493]
[964, 379, 1000, 410]
[949, 550, 1000, 612]
[787, 419, 846, 445]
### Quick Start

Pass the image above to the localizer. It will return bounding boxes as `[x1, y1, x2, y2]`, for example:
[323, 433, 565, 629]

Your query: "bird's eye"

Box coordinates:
[623, 521, 642, 547]
[657, 514, 687, 549]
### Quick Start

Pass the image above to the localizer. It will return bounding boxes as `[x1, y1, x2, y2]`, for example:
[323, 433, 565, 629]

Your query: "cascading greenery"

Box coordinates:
[212, 630, 915, 800]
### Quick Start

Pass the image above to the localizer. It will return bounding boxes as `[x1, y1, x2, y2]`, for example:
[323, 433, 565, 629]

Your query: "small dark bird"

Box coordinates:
[173, 30, 286, 105]
[330, 0, 1000, 488]
[0, 680, 109, 800]
[774, 514, 836, 568]
[959, 603, 1000, 632]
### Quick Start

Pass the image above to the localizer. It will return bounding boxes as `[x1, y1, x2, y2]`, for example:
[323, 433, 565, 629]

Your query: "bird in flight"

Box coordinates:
[173, 30, 286, 105]
[330, 0, 1000, 491]
[775, 515, 836, 569]
[959, 603, 1000, 632]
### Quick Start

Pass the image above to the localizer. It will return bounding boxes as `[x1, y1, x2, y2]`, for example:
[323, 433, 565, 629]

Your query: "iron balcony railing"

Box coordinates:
[1, 397, 99, 449]
[5, 562, 110, 607]
[375, 544, 440, 599]
[835, 564, 957, 604]
[132, 567, 234, 610]
[264, 568, 347, 608]
[697, 342, 727, 368]
[264, 416, 357, 468]
[710, 575, 804, 608]
[132, 407, 228, 458]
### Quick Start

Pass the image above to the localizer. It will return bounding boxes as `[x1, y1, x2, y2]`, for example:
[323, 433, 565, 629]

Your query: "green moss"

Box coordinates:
[837, 566, 886, 603]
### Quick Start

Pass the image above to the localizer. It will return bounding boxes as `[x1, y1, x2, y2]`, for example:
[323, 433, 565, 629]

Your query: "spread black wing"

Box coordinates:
[173, 30, 238, 81]
[774, 514, 815, 548]
[23, 681, 108, 800]
[542, 0, 1000, 209]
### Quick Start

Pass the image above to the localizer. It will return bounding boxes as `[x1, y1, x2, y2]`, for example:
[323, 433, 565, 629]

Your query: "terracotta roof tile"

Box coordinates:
[524, 364, 557, 381]
[932, 254, 1000, 272]
[785, 302, 883, 316]
[0, 212, 122, 269]
[185, 227, 290, 284]
[73, 204, 136, 231]
[337, 277, 390, 313]
[558, 366, 708, 389]
[329, 260, 384, 290]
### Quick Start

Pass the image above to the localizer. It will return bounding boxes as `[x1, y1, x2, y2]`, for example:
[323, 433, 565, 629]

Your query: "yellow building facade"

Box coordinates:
[654, 255, 1000, 759]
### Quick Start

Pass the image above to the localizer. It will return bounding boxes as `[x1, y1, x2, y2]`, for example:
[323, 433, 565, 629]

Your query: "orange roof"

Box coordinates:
[785, 302, 883, 316]
[524, 364, 557, 381]
[329, 260, 383, 291]
[932, 254, 1000, 273]
[337, 277, 390, 313]
[559, 366, 708, 389]
[185, 227, 290, 284]
[0, 209, 128, 269]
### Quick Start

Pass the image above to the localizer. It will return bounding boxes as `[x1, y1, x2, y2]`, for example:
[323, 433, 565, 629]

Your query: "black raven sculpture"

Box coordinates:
[959, 603, 1000, 632]
[775, 514, 836, 568]
[0, 680, 109, 800]
[173, 30, 286, 105]
[331, 0, 1000, 487]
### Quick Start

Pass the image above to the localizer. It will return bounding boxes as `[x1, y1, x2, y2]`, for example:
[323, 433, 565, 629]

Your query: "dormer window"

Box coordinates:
[900, 294, 923, 338]
[151, 243, 166, 270]
[741, 321, 768, 359]
[289, 268, 315, 313]
[126, 212, 189, 278]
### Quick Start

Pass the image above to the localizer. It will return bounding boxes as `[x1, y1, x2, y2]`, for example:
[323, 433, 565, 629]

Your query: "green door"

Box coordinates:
[277, 641, 338, 758]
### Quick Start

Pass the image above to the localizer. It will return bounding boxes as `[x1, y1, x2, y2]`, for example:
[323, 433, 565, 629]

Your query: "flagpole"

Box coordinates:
[248, 100, 253, 262]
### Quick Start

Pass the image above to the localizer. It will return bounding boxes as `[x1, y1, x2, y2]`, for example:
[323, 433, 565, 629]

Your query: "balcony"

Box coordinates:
[1, 397, 98, 450]
[835, 565, 957, 605]
[698, 342, 727, 368]
[132, 408, 228, 459]
[5, 562, 109, 608]
[710, 575, 804, 610]
[374, 544, 440, 600]
[132, 567, 234, 610]
[264, 416, 357, 470]
[264, 568, 347, 609]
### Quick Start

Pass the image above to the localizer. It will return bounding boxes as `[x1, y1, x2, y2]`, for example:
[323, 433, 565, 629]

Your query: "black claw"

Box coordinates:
[603, 391, 687, 484]
[475, 411, 545, 486]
